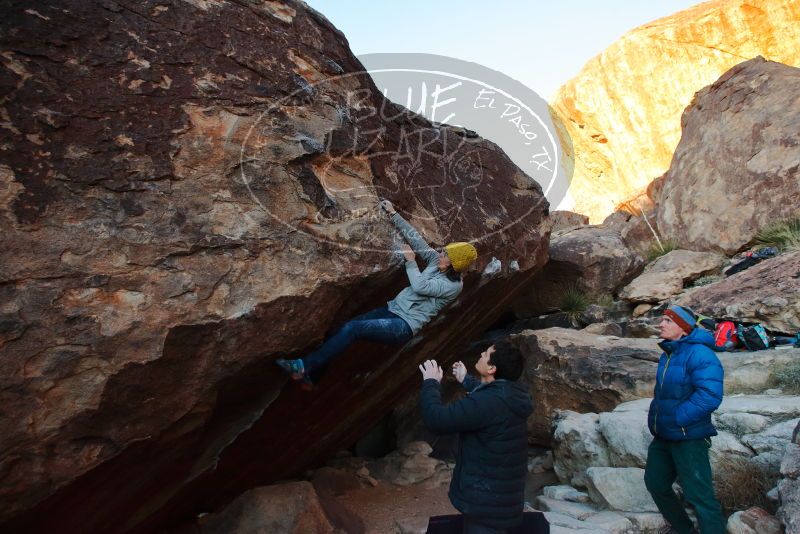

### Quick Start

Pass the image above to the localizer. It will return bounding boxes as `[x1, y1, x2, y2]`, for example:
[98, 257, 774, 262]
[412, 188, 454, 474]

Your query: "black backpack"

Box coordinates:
[736, 324, 771, 351]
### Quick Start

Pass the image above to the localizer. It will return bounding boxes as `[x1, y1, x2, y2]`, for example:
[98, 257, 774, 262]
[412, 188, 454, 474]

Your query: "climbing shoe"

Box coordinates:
[298, 374, 315, 392]
[275, 358, 305, 380]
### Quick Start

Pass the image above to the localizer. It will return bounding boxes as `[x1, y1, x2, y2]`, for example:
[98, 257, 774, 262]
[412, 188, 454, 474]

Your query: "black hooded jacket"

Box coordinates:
[420, 376, 534, 529]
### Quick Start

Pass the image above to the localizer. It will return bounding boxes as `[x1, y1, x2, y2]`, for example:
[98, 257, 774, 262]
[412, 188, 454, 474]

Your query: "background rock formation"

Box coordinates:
[551, 0, 800, 221]
[0, 1, 549, 531]
[515, 328, 661, 444]
[654, 58, 800, 254]
[678, 251, 800, 334]
[515, 328, 800, 445]
[511, 224, 644, 319]
[619, 250, 725, 304]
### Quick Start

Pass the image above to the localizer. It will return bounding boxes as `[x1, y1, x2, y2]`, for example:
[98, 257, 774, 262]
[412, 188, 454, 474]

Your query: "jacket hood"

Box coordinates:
[659, 327, 715, 354]
[482, 379, 533, 419]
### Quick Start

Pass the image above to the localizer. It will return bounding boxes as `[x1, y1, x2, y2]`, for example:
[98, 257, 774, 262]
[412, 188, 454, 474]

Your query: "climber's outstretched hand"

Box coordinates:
[419, 360, 443, 382]
[452, 361, 467, 384]
[379, 199, 396, 215]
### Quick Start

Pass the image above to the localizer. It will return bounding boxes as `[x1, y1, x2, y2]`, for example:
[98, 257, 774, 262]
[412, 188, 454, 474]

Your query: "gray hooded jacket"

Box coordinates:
[386, 213, 462, 334]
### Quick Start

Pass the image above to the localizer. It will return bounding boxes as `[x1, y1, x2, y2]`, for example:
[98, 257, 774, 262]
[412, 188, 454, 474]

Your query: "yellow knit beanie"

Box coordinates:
[444, 242, 478, 272]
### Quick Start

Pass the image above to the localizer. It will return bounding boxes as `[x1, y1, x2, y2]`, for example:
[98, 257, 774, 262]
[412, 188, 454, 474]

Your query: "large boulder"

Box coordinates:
[515, 329, 660, 444]
[200, 481, 334, 534]
[619, 249, 725, 303]
[551, 0, 800, 221]
[551, 210, 589, 233]
[598, 410, 654, 468]
[678, 251, 800, 334]
[602, 210, 659, 254]
[552, 396, 800, 492]
[512, 226, 644, 318]
[0, 2, 549, 532]
[515, 328, 792, 445]
[654, 58, 800, 254]
[584, 467, 658, 513]
[777, 421, 800, 533]
[719, 347, 800, 394]
[726, 507, 784, 534]
[552, 411, 612, 488]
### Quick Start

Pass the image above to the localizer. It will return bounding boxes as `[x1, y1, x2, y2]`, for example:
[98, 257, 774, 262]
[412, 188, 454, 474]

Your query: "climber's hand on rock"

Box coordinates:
[379, 199, 395, 215]
[452, 361, 467, 383]
[419, 360, 443, 382]
[400, 244, 415, 261]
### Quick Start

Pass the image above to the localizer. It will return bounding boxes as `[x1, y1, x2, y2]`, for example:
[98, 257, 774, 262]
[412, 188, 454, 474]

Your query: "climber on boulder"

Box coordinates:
[276, 199, 478, 385]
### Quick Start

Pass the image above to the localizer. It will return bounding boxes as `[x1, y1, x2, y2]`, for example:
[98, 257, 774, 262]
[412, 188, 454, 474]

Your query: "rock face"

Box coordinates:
[550, 210, 589, 233]
[727, 507, 784, 534]
[619, 249, 725, 303]
[366, 441, 452, 488]
[0, 2, 549, 532]
[603, 210, 659, 255]
[516, 328, 800, 445]
[553, 396, 800, 532]
[678, 251, 800, 333]
[777, 421, 800, 533]
[551, 0, 800, 222]
[515, 328, 661, 444]
[584, 467, 658, 513]
[654, 57, 800, 254]
[552, 411, 612, 488]
[512, 226, 644, 318]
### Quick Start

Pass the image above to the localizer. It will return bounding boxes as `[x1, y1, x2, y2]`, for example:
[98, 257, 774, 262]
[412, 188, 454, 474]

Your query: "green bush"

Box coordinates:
[642, 239, 679, 262]
[559, 286, 588, 322]
[770, 360, 800, 394]
[713, 455, 778, 518]
[755, 217, 800, 252]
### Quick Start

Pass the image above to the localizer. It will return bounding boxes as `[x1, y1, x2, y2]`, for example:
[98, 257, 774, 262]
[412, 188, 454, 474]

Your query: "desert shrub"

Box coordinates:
[755, 217, 800, 252]
[770, 360, 800, 394]
[590, 293, 615, 309]
[713, 455, 778, 518]
[642, 239, 679, 262]
[559, 286, 588, 322]
[691, 275, 721, 287]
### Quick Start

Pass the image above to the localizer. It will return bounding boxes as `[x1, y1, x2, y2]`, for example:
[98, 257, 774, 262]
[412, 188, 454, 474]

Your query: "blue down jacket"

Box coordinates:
[647, 328, 724, 441]
[420, 376, 533, 529]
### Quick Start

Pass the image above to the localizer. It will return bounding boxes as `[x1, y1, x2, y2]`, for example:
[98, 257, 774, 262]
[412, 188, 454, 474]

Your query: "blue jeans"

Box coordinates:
[303, 306, 413, 374]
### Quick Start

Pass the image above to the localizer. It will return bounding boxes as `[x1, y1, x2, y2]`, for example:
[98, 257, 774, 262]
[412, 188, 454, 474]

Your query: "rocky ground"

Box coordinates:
[191, 385, 800, 533]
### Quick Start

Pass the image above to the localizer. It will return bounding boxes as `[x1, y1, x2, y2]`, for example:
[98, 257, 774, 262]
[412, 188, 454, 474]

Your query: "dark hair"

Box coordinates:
[445, 266, 461, 282]
[488, 338, 524, 381]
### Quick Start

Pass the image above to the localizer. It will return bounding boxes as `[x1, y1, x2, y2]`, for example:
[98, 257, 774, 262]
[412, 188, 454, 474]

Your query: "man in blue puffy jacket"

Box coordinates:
[644, 305, 726, 534]
[418, 339, 533, 533]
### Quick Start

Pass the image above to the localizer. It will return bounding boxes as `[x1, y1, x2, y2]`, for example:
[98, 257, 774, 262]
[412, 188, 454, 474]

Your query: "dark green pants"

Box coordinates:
[644, 437, 726, 534]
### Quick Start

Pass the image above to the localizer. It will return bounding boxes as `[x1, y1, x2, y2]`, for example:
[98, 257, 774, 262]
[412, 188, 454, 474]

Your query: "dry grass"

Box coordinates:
[713, 456, 778, 517]
[642, 239, 679, 262]
[755, 217, 800, 252]
[770, 360, 800, 394]
[590, 293, 615, 309]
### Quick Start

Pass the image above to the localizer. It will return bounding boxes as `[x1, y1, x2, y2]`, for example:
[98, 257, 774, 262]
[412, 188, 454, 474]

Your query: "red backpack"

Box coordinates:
[714, 321, 738, 350]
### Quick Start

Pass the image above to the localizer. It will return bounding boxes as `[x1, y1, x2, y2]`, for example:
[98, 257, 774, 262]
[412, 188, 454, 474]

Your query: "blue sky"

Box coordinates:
[304, 0, 703, 99]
